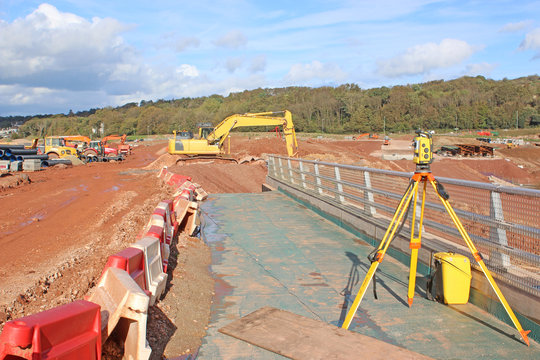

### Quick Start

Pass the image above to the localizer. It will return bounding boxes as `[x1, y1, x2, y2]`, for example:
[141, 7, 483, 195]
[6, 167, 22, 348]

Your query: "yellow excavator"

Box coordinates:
[168, 110, 298, 157]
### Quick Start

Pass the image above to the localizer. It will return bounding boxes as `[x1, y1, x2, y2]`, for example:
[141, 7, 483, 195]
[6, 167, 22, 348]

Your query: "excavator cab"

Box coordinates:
[175, 131, 194, 140]
[197, 123, 214, 140]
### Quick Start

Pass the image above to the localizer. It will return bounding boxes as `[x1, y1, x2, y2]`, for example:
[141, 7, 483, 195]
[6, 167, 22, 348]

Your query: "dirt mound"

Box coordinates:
[144, 152, 179, 170]
[0, 173, 31, 191]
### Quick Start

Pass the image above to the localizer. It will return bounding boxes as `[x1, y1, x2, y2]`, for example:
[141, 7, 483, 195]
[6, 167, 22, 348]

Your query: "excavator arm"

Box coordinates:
[207, 110, 298, 157]
[102, 134, 127, 146]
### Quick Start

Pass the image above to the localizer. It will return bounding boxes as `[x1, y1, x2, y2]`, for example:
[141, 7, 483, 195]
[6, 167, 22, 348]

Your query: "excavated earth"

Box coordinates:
[0, 133, 538, 359]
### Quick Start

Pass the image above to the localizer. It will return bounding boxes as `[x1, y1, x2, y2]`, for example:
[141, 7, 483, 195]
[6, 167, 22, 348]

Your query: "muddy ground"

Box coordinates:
[0, 133, 538, 358]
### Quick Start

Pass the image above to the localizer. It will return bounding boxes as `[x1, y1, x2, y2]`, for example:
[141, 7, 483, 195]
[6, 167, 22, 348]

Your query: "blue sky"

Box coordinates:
[0, 1, 539, 116]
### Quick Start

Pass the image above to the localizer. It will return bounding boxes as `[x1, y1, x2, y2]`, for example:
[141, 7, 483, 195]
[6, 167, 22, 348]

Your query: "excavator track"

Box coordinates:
[175, 155, 239, 164]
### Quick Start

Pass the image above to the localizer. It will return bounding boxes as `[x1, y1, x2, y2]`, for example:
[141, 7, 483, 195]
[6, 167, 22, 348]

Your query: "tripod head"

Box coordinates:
[413, 130, 433, 171]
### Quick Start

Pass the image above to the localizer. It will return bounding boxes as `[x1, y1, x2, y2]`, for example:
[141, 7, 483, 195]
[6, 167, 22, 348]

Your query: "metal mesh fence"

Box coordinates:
[268, 155, 540, 297]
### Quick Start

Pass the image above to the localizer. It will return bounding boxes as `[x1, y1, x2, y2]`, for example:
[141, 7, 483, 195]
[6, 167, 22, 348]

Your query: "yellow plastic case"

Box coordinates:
[434, 252, 471, 304]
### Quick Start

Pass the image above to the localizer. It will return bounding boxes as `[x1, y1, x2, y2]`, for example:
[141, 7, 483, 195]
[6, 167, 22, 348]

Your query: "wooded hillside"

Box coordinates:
[13, 75, 540, 138]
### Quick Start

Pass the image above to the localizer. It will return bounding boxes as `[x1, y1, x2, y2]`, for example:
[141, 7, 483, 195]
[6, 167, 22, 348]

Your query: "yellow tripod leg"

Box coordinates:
[429, 180, 531, 346]
[341, 260, 381, 330]
[408, 180, 427, 307]
[342, 181, 418, 330]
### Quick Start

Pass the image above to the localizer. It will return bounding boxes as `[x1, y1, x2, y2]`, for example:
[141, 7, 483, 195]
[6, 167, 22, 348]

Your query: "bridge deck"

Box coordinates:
[197, 192, 539, 359]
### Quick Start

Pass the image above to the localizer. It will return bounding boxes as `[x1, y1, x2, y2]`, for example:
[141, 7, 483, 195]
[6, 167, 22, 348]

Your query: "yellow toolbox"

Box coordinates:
[434, 252, 471, 304]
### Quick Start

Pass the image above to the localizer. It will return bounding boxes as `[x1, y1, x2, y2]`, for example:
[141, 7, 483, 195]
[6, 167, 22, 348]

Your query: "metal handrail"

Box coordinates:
[267, 155, 540, 297]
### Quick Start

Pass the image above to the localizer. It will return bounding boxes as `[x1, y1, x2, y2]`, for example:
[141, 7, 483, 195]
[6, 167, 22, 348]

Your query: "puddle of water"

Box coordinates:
[60, 195, 78, 207]
[1, 211, 47, 237]
[104, 185, 120, 192]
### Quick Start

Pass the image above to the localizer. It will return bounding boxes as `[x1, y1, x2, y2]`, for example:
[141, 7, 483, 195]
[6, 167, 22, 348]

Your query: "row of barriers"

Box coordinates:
[0, 166, 206, 360]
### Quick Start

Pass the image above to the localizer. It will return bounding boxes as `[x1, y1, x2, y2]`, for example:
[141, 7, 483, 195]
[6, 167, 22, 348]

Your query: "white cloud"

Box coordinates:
[173, 36, 200, 52]
[499, 20, 533, 33]
[377, 39, 477, 77]
[285, 61, 346, 83]
[0, 3, 132, 90]
[213, 30, 247, 49]
[519, 28, 540, 58]
[249, 55, 266, 73]
[464, 62, 497, 76]
[177, 64, 199, 78]
[225, 57, 243, 73]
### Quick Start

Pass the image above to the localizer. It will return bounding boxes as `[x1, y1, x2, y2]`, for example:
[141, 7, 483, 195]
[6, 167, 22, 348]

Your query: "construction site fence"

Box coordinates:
[267, 155, 540, 298]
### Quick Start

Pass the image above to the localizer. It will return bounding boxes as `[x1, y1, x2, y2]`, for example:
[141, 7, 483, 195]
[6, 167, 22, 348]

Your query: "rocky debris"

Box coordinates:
[0, 173, 31, 190]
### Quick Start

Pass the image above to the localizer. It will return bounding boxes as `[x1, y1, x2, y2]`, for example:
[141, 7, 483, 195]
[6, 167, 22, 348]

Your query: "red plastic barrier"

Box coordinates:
[0, 300, 101, 360]
[153, 207, 174, 245]
[146, 225, 164, 243]
[178, 188, 194, 201]
[103, 248, 149, 295]
[167, 174, 192, 187]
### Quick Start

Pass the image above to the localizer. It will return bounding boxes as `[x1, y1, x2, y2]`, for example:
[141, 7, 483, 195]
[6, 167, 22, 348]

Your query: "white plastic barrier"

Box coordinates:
[155, 201, 175, 244]
[87, 267, 152, 360]
[175, 200, 198, 236]
[130, 237, 167, 306]
[192, 183, 208, 201]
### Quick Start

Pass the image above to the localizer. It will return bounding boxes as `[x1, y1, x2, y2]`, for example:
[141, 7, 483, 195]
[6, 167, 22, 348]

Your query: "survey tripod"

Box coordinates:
[341, 130, 530, 346]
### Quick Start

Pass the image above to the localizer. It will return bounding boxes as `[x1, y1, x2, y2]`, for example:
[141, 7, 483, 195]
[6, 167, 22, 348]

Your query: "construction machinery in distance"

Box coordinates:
[168, 110, 298, 158]
[102, 134, 131, 155]
[354, 133, 379, 140]
[63, 135, 120, 159]
[44, 136, 80, 159]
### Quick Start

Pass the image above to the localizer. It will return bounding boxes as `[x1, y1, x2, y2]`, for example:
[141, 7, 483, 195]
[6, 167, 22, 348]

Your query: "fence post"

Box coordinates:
[314, 163, 323, 195]
[287, 159, 295, 184]
[299, 160, 307, 189]
[334, 166, 345, 203]
[363, 171, 376, 216]
[269, 156, 278, 178]
[489, 191, 511, 269]
[278, 158, 286, 180]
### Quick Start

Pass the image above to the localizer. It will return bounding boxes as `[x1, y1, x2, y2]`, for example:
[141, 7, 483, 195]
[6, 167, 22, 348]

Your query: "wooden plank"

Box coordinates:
[219, 307, 433, 360]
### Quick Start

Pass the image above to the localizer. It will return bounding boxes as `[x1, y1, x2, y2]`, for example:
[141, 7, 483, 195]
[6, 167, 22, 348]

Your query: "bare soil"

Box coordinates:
[0, 132, 538, 358]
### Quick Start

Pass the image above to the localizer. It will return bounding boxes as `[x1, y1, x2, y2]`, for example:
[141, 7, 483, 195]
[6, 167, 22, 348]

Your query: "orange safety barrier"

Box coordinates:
[0, 300, 101, 360]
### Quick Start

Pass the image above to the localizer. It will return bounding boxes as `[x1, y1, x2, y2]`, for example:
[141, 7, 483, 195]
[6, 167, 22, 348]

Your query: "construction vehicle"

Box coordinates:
[63, 135, 119, 158]
[505, 139, 518, 149]
[24, 138, 39, 149]
[354, 133, 379, 140]
[102, 134, 131, 155]
[168, 110, 298, 157]
[44, 136, 80, 159]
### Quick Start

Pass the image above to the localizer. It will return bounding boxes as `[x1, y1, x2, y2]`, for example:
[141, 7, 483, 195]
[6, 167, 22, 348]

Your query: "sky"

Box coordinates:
[0, 0, 539, 116]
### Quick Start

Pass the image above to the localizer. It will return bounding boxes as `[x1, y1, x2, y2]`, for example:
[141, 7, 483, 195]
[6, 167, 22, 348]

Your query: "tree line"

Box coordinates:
[12, 75, 540, 138]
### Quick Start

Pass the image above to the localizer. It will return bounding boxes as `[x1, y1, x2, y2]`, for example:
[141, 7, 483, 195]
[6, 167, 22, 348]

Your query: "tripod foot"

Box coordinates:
[407, 297, 413, 307]
[520, 329, 531, 346]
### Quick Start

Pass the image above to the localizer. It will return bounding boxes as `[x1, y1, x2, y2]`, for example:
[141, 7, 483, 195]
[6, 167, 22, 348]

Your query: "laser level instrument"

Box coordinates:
[341, 130, 531, 346]
[413, 130, 432, 169]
